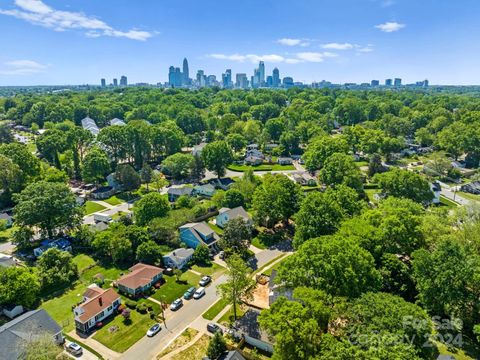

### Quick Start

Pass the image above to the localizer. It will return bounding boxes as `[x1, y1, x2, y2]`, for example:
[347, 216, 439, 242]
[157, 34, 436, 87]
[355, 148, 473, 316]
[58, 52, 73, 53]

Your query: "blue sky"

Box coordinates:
[0, 0, 479, 86]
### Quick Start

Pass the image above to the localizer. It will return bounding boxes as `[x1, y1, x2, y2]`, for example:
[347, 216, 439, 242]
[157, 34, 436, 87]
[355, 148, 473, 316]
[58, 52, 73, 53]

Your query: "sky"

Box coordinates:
[0, 0, 479, 86]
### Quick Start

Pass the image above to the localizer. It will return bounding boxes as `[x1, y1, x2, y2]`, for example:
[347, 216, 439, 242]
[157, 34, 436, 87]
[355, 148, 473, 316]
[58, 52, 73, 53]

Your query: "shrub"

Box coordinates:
[150, 310, 158, 319]
[136, 303, 148, 314]
[125, 299, 136, 309]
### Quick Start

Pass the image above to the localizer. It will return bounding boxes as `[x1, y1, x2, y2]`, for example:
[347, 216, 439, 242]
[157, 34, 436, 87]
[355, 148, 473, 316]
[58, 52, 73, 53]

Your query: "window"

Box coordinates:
[107, 306, 112, 311]
[94, 311, 104, 321]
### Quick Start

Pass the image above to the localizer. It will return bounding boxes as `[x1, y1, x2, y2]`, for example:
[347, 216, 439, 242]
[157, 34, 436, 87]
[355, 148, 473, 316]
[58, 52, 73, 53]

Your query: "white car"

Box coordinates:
[199, 275, 211, 286]
[146, 323, 161, 337]
[66, 342, 83, 356]
[193, 287, 205, 299]
[170, 298, 183, 311]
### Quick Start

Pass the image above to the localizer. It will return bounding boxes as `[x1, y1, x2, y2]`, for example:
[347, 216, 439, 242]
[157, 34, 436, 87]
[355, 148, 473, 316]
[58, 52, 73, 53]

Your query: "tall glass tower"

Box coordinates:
[183, 58, 189, 85]
[259, 61, 265, 85]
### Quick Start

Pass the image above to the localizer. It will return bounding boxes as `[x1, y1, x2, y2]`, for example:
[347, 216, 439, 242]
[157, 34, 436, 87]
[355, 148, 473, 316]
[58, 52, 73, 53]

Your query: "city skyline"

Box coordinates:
[1, 0, 480, 85]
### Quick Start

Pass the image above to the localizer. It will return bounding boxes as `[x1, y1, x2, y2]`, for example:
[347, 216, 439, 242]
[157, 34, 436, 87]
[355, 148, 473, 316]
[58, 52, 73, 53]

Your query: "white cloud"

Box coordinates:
[0, 59, 48, 75]
[277, 38, 309, 47]
[321, 42, 354, 50]
[0, 0, 153, 41]
[208, 51, 337, 64]
[375, 21, 405, 32]
[356, 44, 374, 53]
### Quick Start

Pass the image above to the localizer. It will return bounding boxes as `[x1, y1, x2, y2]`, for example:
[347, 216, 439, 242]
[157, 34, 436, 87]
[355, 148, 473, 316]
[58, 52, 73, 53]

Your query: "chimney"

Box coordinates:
[99, 297, 103, 307]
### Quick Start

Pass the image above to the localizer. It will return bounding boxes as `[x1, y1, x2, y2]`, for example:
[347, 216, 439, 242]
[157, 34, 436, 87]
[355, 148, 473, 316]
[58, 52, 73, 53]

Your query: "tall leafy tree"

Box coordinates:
[319, 153, 364, 193]
[134, 192, 170, 226]
[0, 267, 40, 308]
[37, 248, 79, 291]
[219, 217, 252, 259]
[202, 140, 233, 178]
[81, 147, 110, 184]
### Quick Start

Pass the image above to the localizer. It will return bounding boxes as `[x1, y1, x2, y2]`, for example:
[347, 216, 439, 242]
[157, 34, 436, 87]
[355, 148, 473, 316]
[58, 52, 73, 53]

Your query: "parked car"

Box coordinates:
[193, 287, 205, 299]
[207, 323, 223, 334]
[66, 342, 83, 356]
[170, 298, 183, 311]
[147, 323, 162, 337]
[199, 275, 211, 286]
[183, 287, 196, 300]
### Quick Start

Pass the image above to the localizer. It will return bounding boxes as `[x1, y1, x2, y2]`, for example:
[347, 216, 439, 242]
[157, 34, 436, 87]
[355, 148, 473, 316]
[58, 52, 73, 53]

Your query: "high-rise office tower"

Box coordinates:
[423, 79, 429, 87]
[272, 68, 280, 87]
[182, 58, 189, 85]
[174, 67, 182, 87]
[266, 76, 273, 87]
[168, 66, 176, 87]
[120, 75, 128, 86]
[101, 78, 106, 87]
[394, 78, 402, 86]
[385, 78, 392, 86]
[196, 70, 206, 87]
[258, 61, 265, 85]
[222, 69, 232, 88]
[252, 68, 261, 88]
[236, 73, 248, 89]
[283, 77, 294, 88]
[113, 78, 118, 87]
[371, 80, 379, 86]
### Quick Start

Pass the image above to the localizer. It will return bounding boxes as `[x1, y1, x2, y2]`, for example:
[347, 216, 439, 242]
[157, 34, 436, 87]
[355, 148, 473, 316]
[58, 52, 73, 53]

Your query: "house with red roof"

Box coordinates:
[116, 263, 163, 297]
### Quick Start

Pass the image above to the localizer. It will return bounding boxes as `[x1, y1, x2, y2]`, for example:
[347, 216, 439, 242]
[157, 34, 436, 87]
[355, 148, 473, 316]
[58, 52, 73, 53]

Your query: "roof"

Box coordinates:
[218, 206, 251, 221]
[179, 222, 220, 245]
[194, 183, 216, 191]
[0, 213, 12, 221]
[0, 309, 61, 360]
[164, 248, 194, 263]
[110, 118, 126, 126]
[167, 187, 194, 196]
[75, 287, 120, 323]
[83, 285, 104, 300]
[235, 309, 273, 344]
[220, 350, 247, 360]
[117, 263, 164, 291]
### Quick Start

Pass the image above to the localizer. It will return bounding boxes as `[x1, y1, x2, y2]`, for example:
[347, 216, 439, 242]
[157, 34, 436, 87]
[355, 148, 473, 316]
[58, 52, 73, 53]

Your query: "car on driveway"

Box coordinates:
[170, 298, 183, 311]
[66, 342, 83, 356]
[146, 323, 161, 337]
[207, 323, 223, 334]
[183, 286, 196, 300]
[193, 287, 205, 299]
[199, 275, 211, 286]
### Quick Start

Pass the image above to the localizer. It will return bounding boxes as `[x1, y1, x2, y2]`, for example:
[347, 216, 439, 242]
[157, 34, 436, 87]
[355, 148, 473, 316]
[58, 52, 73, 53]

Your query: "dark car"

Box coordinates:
[207, 323, 223, 334]
[183, 286, 196, 300]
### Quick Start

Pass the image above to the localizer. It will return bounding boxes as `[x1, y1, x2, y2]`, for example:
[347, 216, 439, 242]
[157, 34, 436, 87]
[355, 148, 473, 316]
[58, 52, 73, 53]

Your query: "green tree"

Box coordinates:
[0, 154, 23, 203]
[193, 244, 211, 266]
[19, 333, 62, 360]
[36, 129, 67, 169]
[218, 254, 255, 321]
[219, 217, 252, 259]
[222, 188, 245, 208]
[207, 331, 227, 359]
[303, 135, 349, 171]
[140, 163, 153, 191]
[0, 142, 41, 179]
[226, 133, 247, 152]
[111, 236, 133, 265]
[66, 126, 93, 179]
[0, 267, 40, 308]
[368, 153, 385, 177]
[81, 147, 110, 184]
[278, 236, 381, 298]
[134, 192, 170, 226]
[374, 168, 434, 204]
[202, 140, 233, 178]
[13, 181, 83, 238]
[136, 240, 163, 265]
[161, 153, 195, 180]
[252, 174, 303, 228]
[319, 153, 364, 193]
[37, 248, 79, 291]
[115, 164, 141, 192]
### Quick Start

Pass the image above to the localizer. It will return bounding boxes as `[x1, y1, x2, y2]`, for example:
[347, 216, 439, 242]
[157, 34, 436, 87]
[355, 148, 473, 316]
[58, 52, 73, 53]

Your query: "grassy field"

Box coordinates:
[103, 195, 124, 206]
[191, 262, 226, 279]
[440, 195, 460, 208]
[218, 304, 245, 325]
[72, 254, 96, 272]
[151, 271, 201, 304]
[227, 164, 295, 172]
[93, 308, 157, 353]
[202, 298, 229, 320]
[84, 201, 107, 215]
[458, 191, 480, 202]
[157, 328, 199, 359]
[0, 225, 16, 243]
[207, 222, 224, 234]
[170, 334, 210, 360]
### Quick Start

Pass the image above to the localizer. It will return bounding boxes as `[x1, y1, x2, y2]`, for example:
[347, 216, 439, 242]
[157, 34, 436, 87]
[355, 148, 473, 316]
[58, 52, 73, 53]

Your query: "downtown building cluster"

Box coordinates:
[100, 75, 128, 88]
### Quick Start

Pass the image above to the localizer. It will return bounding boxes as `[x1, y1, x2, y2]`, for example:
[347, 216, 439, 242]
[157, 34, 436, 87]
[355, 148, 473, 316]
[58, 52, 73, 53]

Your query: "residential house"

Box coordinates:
[193, 183, 216, 198]
[430, 181, 441, 204]
[192, 143, 207, 157]
[219, 350, 247, 360]
[81, 117, 99, 136]
[234, 309, 274, 353]
[162, 248, 194, 269]
[216, 206, 253, 229]
[110, 118, 126, 126]
[73, 285, 121, 333]
[277, 157, 293, 165]
[245, 156, 263, 166]
[33, 238, 72, 258]
[116, 263, 163, 296]
[268, 270, 293, 306]
[210, 177, 235, 191]
[264, 143, 279, 152]
[0, 309, 64, 360]
[179, 222, 220, 249]
[0, 213, 13, 227]
[292, 172, 317, 186]
[461, 181, 480, 195]
[246, 144, 259, 151]
[167, 187, 194, 202]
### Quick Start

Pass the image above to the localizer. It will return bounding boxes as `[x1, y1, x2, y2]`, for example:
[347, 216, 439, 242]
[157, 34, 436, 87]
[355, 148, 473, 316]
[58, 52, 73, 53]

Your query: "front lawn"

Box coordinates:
[171, 334, 210, 360]
[103, 195, 124, 206]
[191, 263, 226, 279]
[440, 195, 459, 208]
[84, 201, 107, 215]
[207, 222, 224, 235]
[218, 304, 245, 325]
[93, 308, 156, 353]
[227, 164, 295, 172]
[202, 298, 229, 320]
[157, 328, 199, 358]
[458, 191, 480, 202]
[151, 271, 201, 304]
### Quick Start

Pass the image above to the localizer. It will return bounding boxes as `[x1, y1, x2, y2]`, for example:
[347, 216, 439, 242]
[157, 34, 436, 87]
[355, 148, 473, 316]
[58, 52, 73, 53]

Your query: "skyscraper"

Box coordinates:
[394, 78, 402, 86]
[113, 78, 118, 87]
[272, 68, 280, 87]
[385, 78, 392, 86]
[258, 61, 265, 85]
[266, 76, 273, 87]
[182, 58, 189, 85]
[236, 73, 248, 89]
[174, 67, 182, 87]
[371, 80, 379, 86]
[283, 77, 294, 88]
[168, 66, 176, 87]
[120, 75, 128, 86]
[100, 78, 106, 87]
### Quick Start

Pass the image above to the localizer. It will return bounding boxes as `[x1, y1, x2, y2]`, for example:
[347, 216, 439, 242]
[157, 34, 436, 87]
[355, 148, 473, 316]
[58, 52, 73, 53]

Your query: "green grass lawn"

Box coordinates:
[218, 304, 245, 325]
[151, 271, 201, 304]
[440, 195, 460, 208]
[227, 164, 295, 172]
[435, 338, 480, 360]
[251, 237, 268, 250]
[103, 195, 124, 206]
[191, 263, 226, 279]
[0, 225, 16, 243]
[365, 189, 381, 203]
[262, 256, 289, 277]
[72, 254, 97, 272]
[170, 334, 210, 360]
[202, 298, 229, 320]
[458, 191, 480, 202]
[93, 308, 156, 353]
[157, 328, 199, 358]
[207, 222, 224, 234]
[80, 263, 126, 286]
[84, 201, 107, 215]
[252, 229, 289, 250]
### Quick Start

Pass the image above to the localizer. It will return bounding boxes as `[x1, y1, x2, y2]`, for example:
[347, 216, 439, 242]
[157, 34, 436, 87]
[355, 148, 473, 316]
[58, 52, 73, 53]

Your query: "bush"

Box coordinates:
[117, 304, 126, 312]
[136, 303, 148, 314]
[125, 299, 136, 309]
[150, 310, 158, 319]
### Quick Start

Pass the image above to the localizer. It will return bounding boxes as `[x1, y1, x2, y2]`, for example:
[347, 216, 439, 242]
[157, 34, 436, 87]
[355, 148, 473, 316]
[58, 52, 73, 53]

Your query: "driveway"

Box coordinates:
[83, 202, 131, 225]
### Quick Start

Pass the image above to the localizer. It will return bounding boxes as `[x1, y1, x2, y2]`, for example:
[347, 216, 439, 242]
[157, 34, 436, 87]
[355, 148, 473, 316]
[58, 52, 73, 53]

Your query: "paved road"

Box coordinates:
[438, 181, 472, 206]
[119, 274, 227, 360]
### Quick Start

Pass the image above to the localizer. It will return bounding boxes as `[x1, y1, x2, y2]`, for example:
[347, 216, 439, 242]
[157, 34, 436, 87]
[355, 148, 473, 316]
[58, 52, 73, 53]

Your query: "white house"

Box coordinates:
[163, 248, 195, 269]
[73, 285, 121, 333]
[216, 206, 253, 229]
[431, 181, 441, 204]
